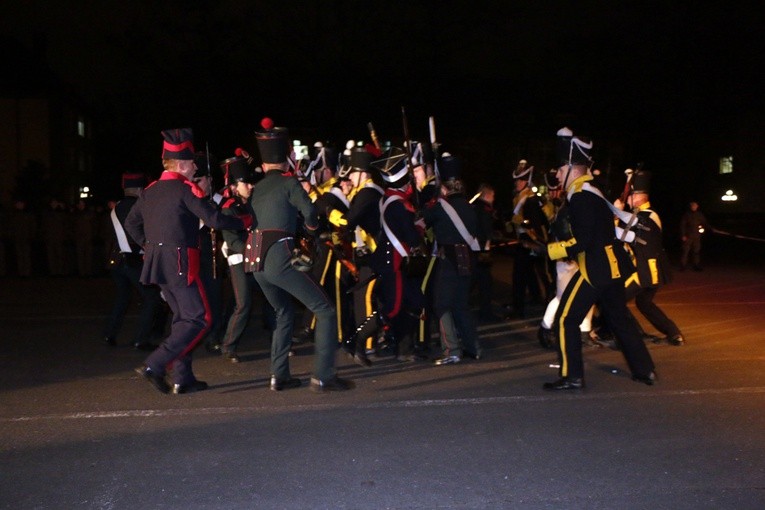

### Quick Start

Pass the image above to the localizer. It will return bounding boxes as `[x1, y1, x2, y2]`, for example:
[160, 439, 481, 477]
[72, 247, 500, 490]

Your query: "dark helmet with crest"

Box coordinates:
[512, 159, 535, 187]
[555, 127, 593, 168]
[371, 147, 409, 188]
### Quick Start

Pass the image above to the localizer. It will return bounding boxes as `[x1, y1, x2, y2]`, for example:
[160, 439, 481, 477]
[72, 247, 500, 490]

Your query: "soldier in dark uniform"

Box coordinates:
[312, 171, 355, 348]
[292, 143, 339, 342]
[371, 147, 427, 362]
[102, 173, 162, 349]
[537, 170, 597, 350]
[245, 118, 353, 392]
[218, 156, 272, 361]
[617, 170, 685, 346]
[509, 160, 551, 318]
[422, 155, 483, 365]
[339, 146, 384, 366]
[544, 127, 656, 390]
[125, 128, 250, 394]
[412, 142, 440, 354]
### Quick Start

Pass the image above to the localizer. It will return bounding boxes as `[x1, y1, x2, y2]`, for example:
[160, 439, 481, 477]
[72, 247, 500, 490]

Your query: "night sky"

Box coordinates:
[2, 1, 764, 205]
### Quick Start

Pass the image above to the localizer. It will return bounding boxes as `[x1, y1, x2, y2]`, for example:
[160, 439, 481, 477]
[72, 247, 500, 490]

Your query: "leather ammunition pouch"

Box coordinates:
[244, 229, 291, 273]
[440, 244, 473, 276]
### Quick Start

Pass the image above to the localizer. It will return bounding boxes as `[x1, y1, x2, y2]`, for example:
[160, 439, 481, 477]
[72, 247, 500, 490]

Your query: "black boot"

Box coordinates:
[537, 325, 557, 350]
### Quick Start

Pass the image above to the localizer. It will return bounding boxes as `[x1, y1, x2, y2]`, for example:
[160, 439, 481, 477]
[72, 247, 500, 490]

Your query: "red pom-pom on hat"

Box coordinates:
[261, 117, 274, 130]
[364, 143, 383, 158]
[234, 147, 244, 157]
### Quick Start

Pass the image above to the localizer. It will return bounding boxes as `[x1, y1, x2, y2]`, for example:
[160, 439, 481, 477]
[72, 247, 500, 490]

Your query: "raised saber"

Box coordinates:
[401, 106, 418, 208]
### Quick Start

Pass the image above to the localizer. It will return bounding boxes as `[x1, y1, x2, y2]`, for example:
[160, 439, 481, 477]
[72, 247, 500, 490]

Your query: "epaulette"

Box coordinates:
[566, 174, 593, 199]
[419, 175, 436, 191]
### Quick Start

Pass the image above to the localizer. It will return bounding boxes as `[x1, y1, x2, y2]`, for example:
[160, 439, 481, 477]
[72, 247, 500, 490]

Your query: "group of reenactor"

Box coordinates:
[106, 119, 684, 395]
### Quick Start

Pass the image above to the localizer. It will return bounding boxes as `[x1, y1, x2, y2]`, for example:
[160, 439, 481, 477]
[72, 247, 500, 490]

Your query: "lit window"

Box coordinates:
[77, 119, 86, 137]
[719, 156, 733, 174]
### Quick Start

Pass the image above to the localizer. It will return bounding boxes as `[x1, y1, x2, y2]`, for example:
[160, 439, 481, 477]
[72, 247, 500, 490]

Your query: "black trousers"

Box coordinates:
[626, 284, 681, 338]
[351, 265, 378, 353]
[145, 277, 210, 385]
[253, 240, 337, 381]
[103, 262, 162, 345]
[512, 248, 549, 315]
[220, 263, 253, 354]
[377, 265, 424, 356]
[554, 271, 655, 380]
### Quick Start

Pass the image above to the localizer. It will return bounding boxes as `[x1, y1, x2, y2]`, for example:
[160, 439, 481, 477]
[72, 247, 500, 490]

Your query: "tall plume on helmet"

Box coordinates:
[303, 141, 326, 184]
[555, 127, 594, 190]
[556, 127, 593, 168]
[336, 140, 356, 179]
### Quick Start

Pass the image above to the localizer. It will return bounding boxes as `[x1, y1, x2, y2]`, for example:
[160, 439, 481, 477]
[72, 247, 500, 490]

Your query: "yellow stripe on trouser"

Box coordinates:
[335, 261, 343, 342]
[365, 278, 376, 350]
[311, 249, 335, 331]
[558, 273, 585, 378]
[419, 256, 437, 344]
[605, 245, 620, 279]
[648, 258, 658, 285]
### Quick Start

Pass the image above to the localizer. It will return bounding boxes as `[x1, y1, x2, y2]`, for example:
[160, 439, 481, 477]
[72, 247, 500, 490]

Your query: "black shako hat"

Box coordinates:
[631, 169, 651, 194]
[121, 173, 147, 189]
[438, 153, 461, 181]
[350, 146, 373, 173]
[221, 156, 253, 185]
[161, 128, 195, 160]
[371, 147, 410, 188]
[555, 127, 593, 167]
[255, 117, 290, 164]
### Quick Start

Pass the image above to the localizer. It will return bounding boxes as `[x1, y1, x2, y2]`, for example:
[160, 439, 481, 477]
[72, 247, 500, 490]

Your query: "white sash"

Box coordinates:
[110, 207, 133, 253]
[380, 195, 408, 257]
[437, 198, 480, 251]
[329, 187, 350, 209]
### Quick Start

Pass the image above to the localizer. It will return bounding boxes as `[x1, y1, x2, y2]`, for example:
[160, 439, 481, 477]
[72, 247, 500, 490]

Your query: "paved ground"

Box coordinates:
[1, 253, 764, 509]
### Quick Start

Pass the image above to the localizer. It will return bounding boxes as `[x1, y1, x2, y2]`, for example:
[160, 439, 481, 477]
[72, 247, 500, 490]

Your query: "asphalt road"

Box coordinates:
[1, 254, 764, 509]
